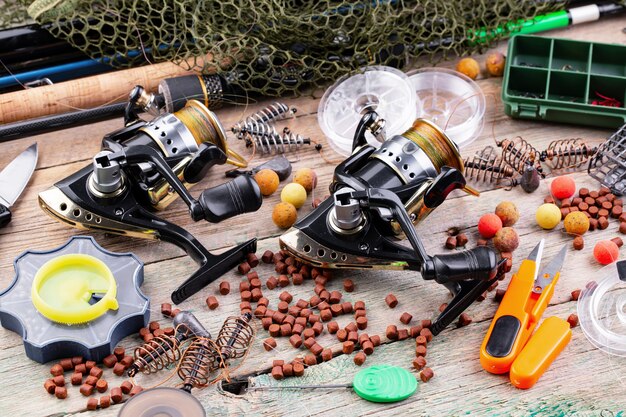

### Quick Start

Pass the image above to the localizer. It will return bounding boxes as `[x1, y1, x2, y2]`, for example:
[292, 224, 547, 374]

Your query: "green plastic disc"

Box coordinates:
[352, 365, 418, 403]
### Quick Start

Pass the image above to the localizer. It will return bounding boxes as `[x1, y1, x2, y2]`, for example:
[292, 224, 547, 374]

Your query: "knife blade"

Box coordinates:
[0, 143, 38, 228]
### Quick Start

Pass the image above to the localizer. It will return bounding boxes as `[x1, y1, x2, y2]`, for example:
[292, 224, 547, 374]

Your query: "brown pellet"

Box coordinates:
[397, 329, 409, 340]
[330, 304, 343, 316]
[293, 362, 305, 377]
[282, 363, 294, 377]
[255, 305, 268, 318]
[590, 190, 599, 199]
[321, 348, 333, 362]
[445, 236, 457, 249]
[588, 206, 599, 218]
[113, 363, 126, 376]
[266, 276, 278, 289]
[579, 188, 590, 198]
[356, 316, 368, 330]
[238, 262, 251, 274]
[121, 356, 133, 368]
[319, 309, 332, 322]
[52, 375, 65, 386]
[240, 290, 252, 302]
[263, 338, 277, 351]
[89, 366, 103, 379]
[304, 354, 317, 366]
[71, 356, 83, 366]
[600, 186, 611, 196]
[336, 329, 348, 342]
[240, 301, 252, 312]
[343, 279, 355, 292]
[55, 386, 68, 400]
[386, 325, 398, 340]
[362, 340, 374, 355]
[409, 325, 423, 338]
[153, 328, 165, 338]
[370, 335, 381, 347]
[119, 381, 133, 395]
[495, 288, 506, 302]
[340, 302, 353, 314]
[400, 312, 413, 325]
[278, 274, 290, 287]
[599, 209, 610, 218]
[308, 314, 320, 325]
[44, 379, 56, 394]
[413, 356, 427, 371]
[70, 372, 83, 385]
[312, 321, 324, 336]
[269, 324, 280, 337]
[545, 195, 556, 204]
[98, 354, 115, 368]
[288, 334, 301, 348]
[277, 291, 293, 303]
[50, 364, 64, 376]
[85, 375, 98, 386]
[110, 387, 123, 403]
[277, 300, 289, 313]
[348, 331, 359, 343]
[171, 308, 181, 317]
[80, 383, 94, 396]
[420, 367, 434, 382]
[86, 398, 98, 410]
[329, 291, 342, 304]
[74, 363, 87, 375]
[304, 337, 317, 350]
[458, 313, 472, 327]
[415, 335, 427, 346]
[620, 223, 626, 234]
[560, 208, 570, 220]
[561, 198, 571, 208]
[246, 253, 259, 267]
[112, 347, 125, 361]
[456, 233, 469, 247]
[572, 197, 582, 206]
[420, 328, 433, 342]
[59, 358, 73, 371]
[323, 321, 338, 335]
[589, 218, 598, 230]
[385, 294, 398, 308]
[599, 216, 609, 229]
[354, 352, 366, 366]
[421, 320, 432, 329]
[130, 386, 143, 396]
[292, 273, 304, 285]
[578, 202, 589, 211]
[415, 345, 427, 357]
[602, 201, 613, 211]
[292, 323, 305, 335]
[567, 314, 579, 328]
[262, 250, 274, 264]
[203, 295, 219, 310]
[275, 262, 287, 274]
[273, 359, 285, 367]
[613, 206, 623, 219]
[573, 236, 584, 251]
[100, 396, 111, 409]
[96, 379, 108, 393]
[310, 343, 324, 356]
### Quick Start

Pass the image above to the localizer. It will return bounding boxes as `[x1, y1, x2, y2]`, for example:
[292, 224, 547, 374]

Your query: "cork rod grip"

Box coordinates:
[0, 61, 193, 124]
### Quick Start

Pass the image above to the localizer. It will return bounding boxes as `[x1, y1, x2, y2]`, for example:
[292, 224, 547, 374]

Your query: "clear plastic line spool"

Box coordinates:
[409, 68, 485, 149]
[578, 261, 626, 357]
[318, 66, 418, 156]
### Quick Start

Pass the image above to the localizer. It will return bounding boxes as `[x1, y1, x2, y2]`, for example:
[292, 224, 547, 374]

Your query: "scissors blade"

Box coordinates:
[0, 143, 38, 207]
[533, 245, 567, 294]
[525, 239, 545, 284]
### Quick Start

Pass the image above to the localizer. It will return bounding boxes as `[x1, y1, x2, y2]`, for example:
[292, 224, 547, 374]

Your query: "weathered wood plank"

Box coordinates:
[0, 16, 625, 417]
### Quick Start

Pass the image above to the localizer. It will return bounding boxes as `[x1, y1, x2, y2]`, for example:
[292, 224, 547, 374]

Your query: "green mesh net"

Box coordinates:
[1, 0, 614, 96]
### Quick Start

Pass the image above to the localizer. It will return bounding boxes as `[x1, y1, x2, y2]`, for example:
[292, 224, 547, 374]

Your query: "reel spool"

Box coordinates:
[578, 260, 626, 357]
[118, 387, 206, 417]
[318, 66, 418, 156]
[408, 68, 485, 149]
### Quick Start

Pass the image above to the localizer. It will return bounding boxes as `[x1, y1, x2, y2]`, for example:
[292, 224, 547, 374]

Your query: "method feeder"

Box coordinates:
[280, 111, 504, 334]
[39, 100, 263, 304]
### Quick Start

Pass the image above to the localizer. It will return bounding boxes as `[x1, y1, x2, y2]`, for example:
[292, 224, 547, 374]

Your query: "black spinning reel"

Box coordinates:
[39, 100, 262, 304]
[280, 111, 504, 334]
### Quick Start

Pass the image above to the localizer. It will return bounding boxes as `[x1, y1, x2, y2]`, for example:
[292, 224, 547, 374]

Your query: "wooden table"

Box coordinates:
[1, 18, 625, 417]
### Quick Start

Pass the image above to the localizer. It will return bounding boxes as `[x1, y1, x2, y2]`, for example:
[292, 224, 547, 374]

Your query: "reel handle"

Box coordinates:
[198, 175, 262, 223]
[421, 246, 499, 284]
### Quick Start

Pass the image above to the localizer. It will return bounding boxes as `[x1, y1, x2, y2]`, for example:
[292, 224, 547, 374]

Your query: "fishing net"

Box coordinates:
[0, 0, 32, 29]
[0, 0, 604, 96]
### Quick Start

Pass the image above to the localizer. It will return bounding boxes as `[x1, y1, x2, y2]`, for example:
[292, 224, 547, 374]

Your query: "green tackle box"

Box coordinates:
[502, 34, 626, 129]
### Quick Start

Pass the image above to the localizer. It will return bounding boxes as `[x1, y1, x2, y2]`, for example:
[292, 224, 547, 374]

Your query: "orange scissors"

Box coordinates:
[480, 240, 571, 389]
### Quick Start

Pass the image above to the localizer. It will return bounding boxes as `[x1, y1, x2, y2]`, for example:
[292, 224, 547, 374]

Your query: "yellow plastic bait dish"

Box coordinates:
[31, 254, 119, 324]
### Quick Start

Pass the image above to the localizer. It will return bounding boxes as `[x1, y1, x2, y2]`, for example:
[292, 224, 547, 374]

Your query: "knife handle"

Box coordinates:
[0, 204, 12, 228]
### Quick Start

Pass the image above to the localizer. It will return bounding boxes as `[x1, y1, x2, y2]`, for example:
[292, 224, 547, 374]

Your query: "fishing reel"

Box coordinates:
[280, 111, 503, 334]
[39, 100, 262, 304]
